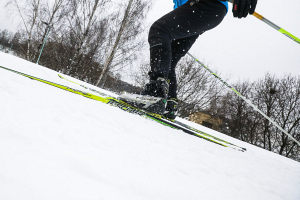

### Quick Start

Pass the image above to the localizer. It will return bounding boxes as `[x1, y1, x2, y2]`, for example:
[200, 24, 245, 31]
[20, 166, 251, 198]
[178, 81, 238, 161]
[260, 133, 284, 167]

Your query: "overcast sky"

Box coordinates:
[1, 0, 299, 83]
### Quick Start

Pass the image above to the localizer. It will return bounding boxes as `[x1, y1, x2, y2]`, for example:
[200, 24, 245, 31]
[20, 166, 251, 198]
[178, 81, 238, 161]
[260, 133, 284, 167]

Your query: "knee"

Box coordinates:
[148, 20, 171, 45]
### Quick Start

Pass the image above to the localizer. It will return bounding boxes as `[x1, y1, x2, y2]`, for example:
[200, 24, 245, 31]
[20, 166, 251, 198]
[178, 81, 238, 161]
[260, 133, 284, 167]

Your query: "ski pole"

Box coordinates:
[228, 0, 300, 45]
[36, 22, 52, 64]
[187, 52, 300, 147]
[252, 12, 300, 45]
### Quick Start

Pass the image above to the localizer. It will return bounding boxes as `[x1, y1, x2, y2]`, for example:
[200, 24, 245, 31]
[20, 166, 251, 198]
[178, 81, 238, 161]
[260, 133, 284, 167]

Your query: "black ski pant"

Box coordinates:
[148, 0, 227, 99]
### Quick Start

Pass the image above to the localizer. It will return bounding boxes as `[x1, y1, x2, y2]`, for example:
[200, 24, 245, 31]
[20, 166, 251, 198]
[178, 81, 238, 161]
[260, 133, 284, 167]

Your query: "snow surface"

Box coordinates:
[0, 51, 300, 200]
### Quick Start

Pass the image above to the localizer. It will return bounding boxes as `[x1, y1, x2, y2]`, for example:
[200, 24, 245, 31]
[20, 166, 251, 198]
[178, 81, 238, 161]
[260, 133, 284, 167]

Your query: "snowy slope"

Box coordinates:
[0, 52, 300, 200]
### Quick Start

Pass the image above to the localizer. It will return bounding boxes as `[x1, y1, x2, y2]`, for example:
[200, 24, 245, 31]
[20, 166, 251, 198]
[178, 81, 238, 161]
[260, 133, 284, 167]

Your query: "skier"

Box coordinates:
[120, 0, 258, 119]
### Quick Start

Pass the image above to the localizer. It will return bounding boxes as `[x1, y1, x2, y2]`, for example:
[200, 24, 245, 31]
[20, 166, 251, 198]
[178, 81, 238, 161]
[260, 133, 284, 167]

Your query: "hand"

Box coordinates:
[232, 0, 257, 18]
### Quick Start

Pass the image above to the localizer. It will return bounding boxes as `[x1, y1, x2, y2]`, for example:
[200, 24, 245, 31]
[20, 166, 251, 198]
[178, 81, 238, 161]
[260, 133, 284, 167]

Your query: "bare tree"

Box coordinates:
[273, 75, 300, 159]
[96, 0, 152, 87]
[249, 74, 279, 150]
[0, 29, 12, 46]
[6, 0, 43, 60]
[219, 74, 300, 162]
[221, 81, 259, 142]
[33, 0, 68, 60]
[175, 56, 227, 117]
[64, 0, 110, 73]
[0, 29, 15, 53]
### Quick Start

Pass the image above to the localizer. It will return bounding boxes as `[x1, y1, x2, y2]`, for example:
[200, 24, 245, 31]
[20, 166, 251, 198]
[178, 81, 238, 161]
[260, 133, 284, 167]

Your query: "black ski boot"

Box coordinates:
[119, 77, 169, 115]
[163, 98, 178, 120]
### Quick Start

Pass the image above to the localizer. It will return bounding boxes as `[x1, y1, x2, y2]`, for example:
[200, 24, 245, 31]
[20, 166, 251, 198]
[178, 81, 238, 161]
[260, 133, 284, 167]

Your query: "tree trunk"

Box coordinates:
[96, 0, 133, 87]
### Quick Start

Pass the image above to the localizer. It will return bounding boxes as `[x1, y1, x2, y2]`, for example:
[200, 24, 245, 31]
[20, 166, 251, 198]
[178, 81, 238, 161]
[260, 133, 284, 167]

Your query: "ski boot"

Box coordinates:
[119, 77, 169, 115]
[163, 98, 178, 120]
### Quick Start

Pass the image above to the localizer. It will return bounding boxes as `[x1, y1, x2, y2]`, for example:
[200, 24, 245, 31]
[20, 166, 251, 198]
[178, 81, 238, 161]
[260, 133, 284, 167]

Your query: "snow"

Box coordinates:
[0, 51, 300, 200]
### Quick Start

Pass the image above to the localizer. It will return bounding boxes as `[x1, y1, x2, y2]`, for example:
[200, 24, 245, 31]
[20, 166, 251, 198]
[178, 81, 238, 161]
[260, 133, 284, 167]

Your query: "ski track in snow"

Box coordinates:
[0, 52, 300, 200]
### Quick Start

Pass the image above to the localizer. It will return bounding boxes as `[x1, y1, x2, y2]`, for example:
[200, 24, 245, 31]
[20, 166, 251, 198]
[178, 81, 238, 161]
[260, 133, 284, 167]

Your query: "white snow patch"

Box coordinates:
[0, 52, 300, 200]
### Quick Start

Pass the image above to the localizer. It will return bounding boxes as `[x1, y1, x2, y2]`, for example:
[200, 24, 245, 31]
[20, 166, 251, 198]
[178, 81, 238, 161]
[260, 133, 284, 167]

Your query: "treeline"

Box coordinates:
[215, 74, 300, 161]
[0, 29, 16, 52]
[4, 0, 151, 92]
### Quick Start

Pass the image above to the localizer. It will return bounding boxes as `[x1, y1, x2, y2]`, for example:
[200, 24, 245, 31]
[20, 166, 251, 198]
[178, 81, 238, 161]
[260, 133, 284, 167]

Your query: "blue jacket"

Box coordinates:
[173, 0, 228, 12]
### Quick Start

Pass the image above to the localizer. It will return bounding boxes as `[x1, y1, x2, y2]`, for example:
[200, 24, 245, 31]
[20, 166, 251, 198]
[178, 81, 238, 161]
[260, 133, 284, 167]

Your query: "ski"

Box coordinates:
[58, 72, 247, 152]
[0, 66, 246, 151]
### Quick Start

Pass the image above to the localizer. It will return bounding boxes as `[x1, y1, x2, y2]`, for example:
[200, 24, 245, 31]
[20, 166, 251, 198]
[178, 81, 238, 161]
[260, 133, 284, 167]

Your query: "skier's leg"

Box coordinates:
[163, 35, 199, 119]
[148, 0, 227, 81]
[168, 34, 200, 99]
[120, 0, 227, 115]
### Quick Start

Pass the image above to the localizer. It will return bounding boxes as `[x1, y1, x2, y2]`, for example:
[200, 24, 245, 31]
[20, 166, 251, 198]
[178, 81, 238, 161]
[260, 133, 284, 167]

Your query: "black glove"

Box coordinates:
[232, 0, 257, 18]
